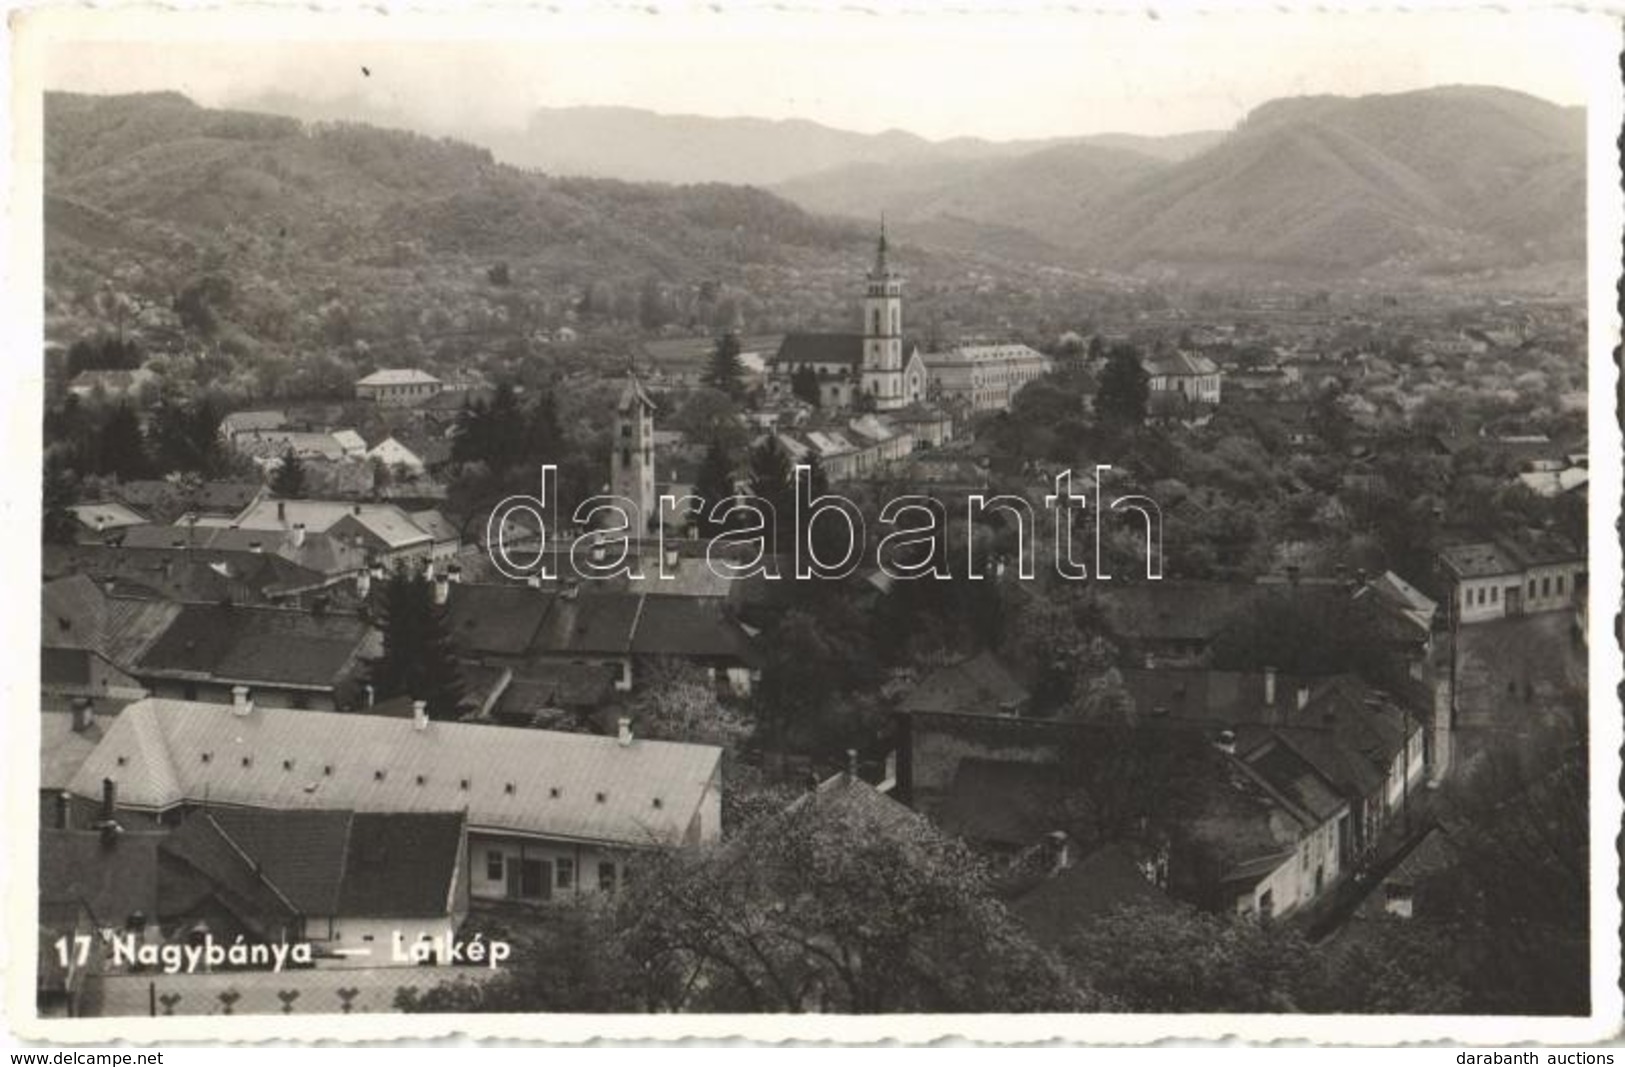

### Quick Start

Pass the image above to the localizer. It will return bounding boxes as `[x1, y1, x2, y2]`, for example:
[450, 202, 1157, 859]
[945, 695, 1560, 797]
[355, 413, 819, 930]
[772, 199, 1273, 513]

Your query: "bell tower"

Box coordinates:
[861, 220, 905, 411]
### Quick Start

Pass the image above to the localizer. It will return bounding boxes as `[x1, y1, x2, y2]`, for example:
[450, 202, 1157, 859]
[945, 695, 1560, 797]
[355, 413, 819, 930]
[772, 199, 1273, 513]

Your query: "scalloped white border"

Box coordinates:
[4, 1, 1621, 1045]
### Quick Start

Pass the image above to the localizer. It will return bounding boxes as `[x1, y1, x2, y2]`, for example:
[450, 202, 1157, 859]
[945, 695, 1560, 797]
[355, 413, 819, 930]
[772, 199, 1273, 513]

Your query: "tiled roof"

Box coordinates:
[444, 584, 553, 657]
[1012, 845, 1176, 943]
[41, 710, 105, 791]
[357, 369, 441, 387]
[116, 479, 264, 519]
[1142, 350, 1219, 377]
[1438, 542, 1521, 579]
[69, 698, 723, 848]
[203, 808, 353, 915]
[773, 332, 863, 370]
[159, 811, 303, 931]
[134, 603, 372, 690]
[39, 828, 162, 929]
[42, 575, 181, 669]
[339, 812, 466, 918]
[231, 499, 435, 551]
[900, 651, 1029, 716]
[69, 501, 150, 532]
[1242, 738, 1347, 823]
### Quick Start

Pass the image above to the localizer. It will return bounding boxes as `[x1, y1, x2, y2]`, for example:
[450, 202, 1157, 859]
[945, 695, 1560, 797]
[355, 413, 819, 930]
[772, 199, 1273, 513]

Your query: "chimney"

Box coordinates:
[617, 716, 633, 747]
[55, 791, 70, 831]
[248, 540, 264, 554]
[71, 697, 94, 733]
[364, 683, 375, 707]
[1296, 686, 1311, 711]
[1214, 728, 1237, 756]
[353, 504, 362, 516]
[97, 778, 122, 847]
[447, 564, 462, 584]
[1264, 667, 1277, 707]
[562, 580, 580, 601]
[845, 748, 859, 782]
[1355, 567, 1368, 586]
[412, 700, 429, 731]
[526, 574, 543, 589]
[1046, 830, 1073, 875]
[231, 685, 253, 716]
[664, 546, 680, 571]
[277, 500, 286, 523]
[290, 523, 306, 549]
[432, 573, 450, 606]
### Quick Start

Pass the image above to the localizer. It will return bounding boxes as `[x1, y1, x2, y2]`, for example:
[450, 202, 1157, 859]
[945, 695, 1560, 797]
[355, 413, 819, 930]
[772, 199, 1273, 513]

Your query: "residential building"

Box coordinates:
[129, 602, 378, 711]
[68, 501, 150, 541]
[228, 498, 454, 567]
[355, 369, 443, 406]
[1143, 350, 1222, 405]
[66, 697, 724, 903]
[1439, 530, 1586, 625]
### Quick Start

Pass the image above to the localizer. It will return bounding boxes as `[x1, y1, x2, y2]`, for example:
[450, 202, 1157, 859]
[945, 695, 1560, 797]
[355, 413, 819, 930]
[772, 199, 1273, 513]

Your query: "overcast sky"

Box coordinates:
[35, 8, 1610, 141]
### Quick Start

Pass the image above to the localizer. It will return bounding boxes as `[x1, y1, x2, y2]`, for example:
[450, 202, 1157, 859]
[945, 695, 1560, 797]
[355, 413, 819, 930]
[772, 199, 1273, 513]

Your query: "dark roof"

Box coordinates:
[900, 651, 1029, 716]
[534, 591, 643, 655]
[630, 596, 755, 662]
[339, 812, 465, 918]
[116, 480, 263, 519]
[203, 809, 353, 915]
[444, 583, 553, 657]
[193, 808, 465, 919]
[159, 812, 302, 934]
[492, 663, 619, 720]
[45, 542, 328, 603]
[1242, 738, 1347, 823]
[38, 828, 161, 929]
[1012, 844, 1177, 944]
[936, 759, 1075, 848]
[1093, 582, 1262, 645]
[135, 603, 372, 690]
[773, 332, 864, 370]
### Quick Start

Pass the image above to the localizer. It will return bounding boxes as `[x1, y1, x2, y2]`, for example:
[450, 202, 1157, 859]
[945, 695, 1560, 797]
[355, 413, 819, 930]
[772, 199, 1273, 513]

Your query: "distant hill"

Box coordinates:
[777, 85, 1584, 279]
[775, 142, 1168, 245]
[1080, 86, 1585, 277]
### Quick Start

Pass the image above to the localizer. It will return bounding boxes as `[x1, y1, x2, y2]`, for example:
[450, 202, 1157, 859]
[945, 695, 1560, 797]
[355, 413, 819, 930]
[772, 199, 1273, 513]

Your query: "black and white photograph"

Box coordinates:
[5, 3, 1621, 1045]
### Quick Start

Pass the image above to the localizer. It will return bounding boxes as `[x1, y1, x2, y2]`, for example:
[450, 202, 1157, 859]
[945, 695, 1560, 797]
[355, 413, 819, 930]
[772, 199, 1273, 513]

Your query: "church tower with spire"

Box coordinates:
[860, 220, 906, 411]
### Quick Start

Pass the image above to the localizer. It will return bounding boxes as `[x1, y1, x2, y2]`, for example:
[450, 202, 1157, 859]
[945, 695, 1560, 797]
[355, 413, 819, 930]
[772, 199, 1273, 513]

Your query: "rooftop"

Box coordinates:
[356, 369, 441, 387]
[69, 698, 723, 849]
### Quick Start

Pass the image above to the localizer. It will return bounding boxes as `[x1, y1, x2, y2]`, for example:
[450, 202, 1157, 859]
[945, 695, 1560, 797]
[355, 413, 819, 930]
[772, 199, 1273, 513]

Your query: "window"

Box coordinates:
[599, 862, 617, 892]
[1556, 575, 1565, 594]
[1259, 889, 1274, 922]
[1490, 586, 1498, 603]
[486, 851, 503, 882]
[1542, 577, 1551, 597]
[557, 858, 575, 889]
[1530, 578, 1537, 597]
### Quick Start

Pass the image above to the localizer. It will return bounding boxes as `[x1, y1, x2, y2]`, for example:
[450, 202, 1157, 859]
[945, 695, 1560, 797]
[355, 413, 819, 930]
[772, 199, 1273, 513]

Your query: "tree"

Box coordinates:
[692, 438, 737, 535]
[790, 365, 821, 407]
[620, 661, 749, 748]
[42, 458, 79, 545]
[1063, 902, 1316, 1012]
[148, 394, 224, 475]
[747, 434, 794, 550]
[616, 781, 1090, 1012]
[453, 383, 526, 472]
[95, 403, 149, 480]
[1096, 346, 1149, 425]
[270, 446, 306, 498]
[368, 568, 466, 719]
[705, 332, 745, 399]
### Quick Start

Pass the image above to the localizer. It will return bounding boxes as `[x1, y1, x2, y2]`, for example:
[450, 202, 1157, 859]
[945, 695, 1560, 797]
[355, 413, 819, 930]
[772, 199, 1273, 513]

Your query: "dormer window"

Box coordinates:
[595, 792, 607, 804]
[283, 759, 294, 771]
[374, 770, 386, 781]
[505, 783, 516, 795]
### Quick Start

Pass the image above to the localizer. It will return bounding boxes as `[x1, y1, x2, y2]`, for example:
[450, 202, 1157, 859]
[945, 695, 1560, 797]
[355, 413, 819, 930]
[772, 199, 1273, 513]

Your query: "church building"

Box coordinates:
[771, 225, 927, 413]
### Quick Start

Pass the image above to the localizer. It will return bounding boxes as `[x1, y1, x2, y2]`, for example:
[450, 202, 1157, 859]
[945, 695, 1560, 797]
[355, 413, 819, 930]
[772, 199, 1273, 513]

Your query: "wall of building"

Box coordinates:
[467, 834, 624, 902]
[1455, 573, 1513, 623]
[326, 915, 461, 965]
[140, 680, 339, 712]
